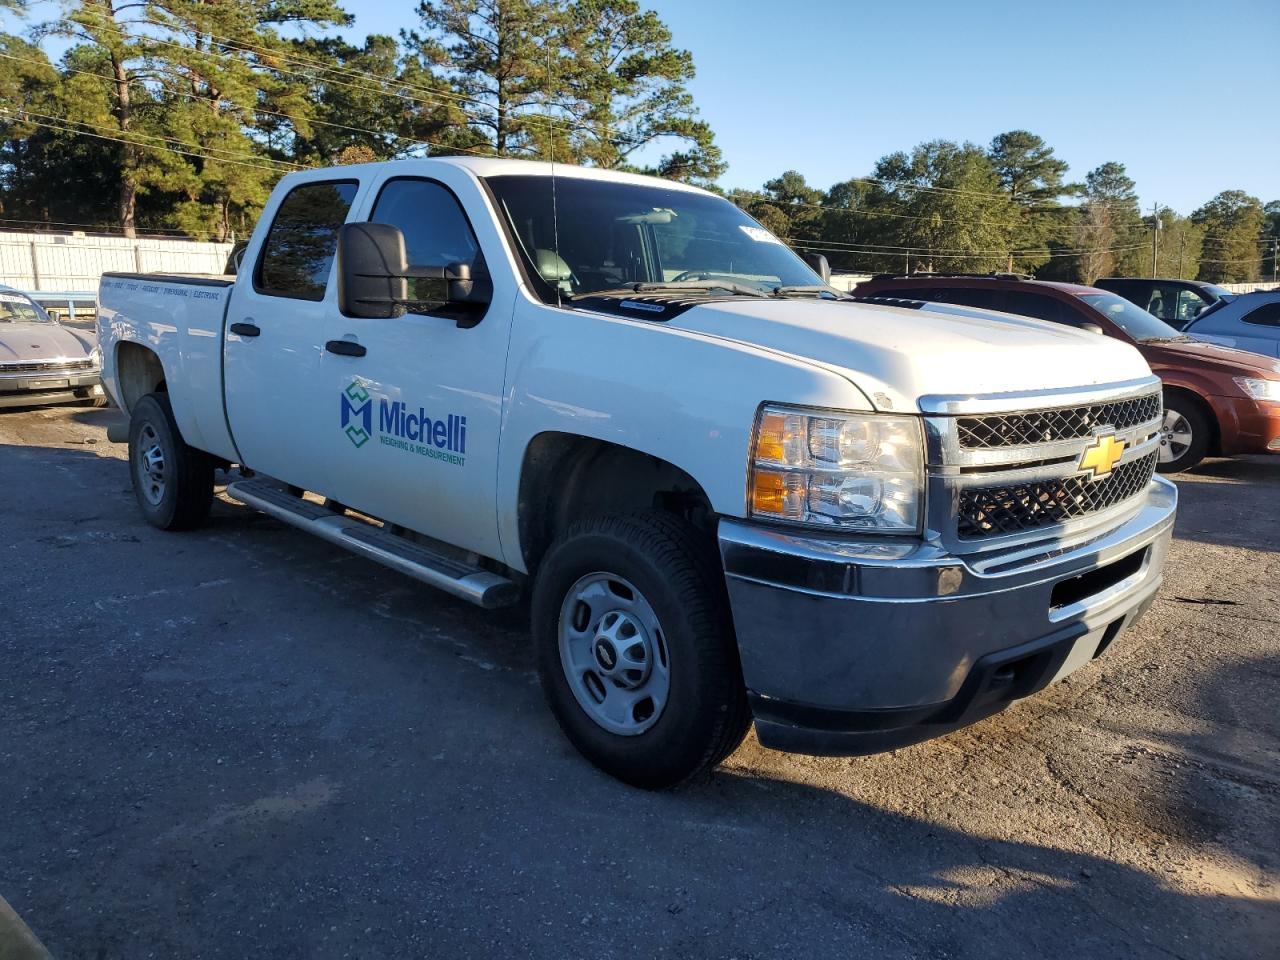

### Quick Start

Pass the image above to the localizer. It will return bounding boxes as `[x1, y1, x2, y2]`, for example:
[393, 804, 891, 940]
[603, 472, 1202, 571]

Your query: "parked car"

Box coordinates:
[1094, 277, 1235, 329]
[853, 274, 1280, 472]
[1181, 290, 1280, 357]
[99, 158, 1176, 788]
[0, 284, 104, 409]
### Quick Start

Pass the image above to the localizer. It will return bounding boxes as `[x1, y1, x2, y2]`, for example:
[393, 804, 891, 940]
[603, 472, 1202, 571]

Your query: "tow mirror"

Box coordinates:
[801, 252, 831, 284]
[1080, 322, 1105, 335]
[336, 221, 489, 326]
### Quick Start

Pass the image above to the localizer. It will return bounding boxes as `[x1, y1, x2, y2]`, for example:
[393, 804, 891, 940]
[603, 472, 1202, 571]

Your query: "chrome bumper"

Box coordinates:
[0, 370, 101, 408]
[717, 476, 1177, 756]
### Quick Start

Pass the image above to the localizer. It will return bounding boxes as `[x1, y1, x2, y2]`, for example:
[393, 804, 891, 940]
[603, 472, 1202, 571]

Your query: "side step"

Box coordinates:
[225, 478, 520, 609]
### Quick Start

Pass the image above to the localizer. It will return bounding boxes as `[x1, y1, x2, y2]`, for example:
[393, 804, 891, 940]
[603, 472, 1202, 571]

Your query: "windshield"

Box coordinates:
[484, 175, 822, 298]
[0, 292, 50, 323]
[1079, 292, 1184, 341]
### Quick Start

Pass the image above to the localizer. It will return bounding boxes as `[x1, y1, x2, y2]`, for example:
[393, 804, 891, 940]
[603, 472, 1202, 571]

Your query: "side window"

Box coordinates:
[255, 181, 358, 301]
[1004, 291, 1066, 324]
[1243, 303, 1280, 327]
[370, 178, 486, 315]
[1173, 289, 1208, 327]
[939, 288, 1004, 311]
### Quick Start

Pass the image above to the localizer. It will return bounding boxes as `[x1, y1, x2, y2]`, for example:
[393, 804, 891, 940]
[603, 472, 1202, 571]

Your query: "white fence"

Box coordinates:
[0, 231, 235, 291]
[1220, 281, 1280, 294]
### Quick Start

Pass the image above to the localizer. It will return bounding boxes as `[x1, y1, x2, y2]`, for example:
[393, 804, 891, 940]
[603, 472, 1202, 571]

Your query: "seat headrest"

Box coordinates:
[534, 249, 573, 282]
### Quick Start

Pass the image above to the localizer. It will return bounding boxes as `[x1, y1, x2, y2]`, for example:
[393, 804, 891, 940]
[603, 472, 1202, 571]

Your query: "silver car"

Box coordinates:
[0, 285, 105, 409]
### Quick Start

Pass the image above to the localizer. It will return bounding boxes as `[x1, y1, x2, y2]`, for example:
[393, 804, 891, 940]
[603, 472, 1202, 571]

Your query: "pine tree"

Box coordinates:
[1192, 191, 1265, 283]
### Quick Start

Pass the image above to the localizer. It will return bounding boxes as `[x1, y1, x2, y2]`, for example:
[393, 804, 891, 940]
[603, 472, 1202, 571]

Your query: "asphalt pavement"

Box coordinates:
[1, 403, 1277, 959]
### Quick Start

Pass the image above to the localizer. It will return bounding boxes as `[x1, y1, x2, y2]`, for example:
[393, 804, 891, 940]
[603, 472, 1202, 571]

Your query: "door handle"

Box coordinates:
[325, 339, 366, 358]
[230, 321, 260, 337]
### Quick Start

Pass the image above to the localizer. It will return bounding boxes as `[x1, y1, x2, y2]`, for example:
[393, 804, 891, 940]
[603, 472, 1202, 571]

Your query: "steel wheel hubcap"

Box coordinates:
[1159, 408, 1192, 463]
[136, 423, 167, 506]
[558, 573, 670, 736]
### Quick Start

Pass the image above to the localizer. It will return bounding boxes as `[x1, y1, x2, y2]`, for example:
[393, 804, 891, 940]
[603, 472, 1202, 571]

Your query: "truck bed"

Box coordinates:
[98, 271, 238, 461]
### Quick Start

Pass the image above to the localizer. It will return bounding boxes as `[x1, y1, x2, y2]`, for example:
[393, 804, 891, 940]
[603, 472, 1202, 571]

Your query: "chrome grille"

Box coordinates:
[957, 393, 1162, 448]
[0, 359, 94, 373]
[957, 453, 1159, 539]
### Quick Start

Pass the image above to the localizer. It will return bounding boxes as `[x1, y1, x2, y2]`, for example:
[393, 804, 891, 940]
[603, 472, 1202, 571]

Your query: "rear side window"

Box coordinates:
[938, 288, 1004, 311]
[1004, 291, 1067, 324]
[1243, 303, 1280, 327]
[255, 180, 359, 300]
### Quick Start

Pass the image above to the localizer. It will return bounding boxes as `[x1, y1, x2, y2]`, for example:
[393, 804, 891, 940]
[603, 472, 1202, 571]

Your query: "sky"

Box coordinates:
[7, 0, 1277, 214]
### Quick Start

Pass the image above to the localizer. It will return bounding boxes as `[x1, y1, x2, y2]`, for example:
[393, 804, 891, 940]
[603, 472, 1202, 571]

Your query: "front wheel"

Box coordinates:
[1155, 399, 1211, 473]
[128, 392, 214, 530]
[532, 512, 751, 789]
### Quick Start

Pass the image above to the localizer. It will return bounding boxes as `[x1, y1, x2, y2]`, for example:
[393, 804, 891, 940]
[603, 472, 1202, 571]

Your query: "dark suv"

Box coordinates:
[1093, 277, 1235, 330]
[852, 273, 1280, 472]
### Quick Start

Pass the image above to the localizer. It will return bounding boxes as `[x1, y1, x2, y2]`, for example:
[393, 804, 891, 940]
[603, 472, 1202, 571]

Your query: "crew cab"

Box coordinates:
[98, 158, 1177, 788]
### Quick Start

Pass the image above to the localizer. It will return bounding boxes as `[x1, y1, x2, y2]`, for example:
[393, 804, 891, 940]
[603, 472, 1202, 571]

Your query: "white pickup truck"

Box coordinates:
[98, 158, 1177, 787]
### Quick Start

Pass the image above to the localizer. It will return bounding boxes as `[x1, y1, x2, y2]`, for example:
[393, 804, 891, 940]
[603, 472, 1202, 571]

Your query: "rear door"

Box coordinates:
[224, 178, 361, 490]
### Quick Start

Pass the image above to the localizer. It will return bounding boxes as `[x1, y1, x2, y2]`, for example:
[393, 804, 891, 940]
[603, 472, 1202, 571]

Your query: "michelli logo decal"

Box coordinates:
[340, 379, 467, 466]
[340, 380, 372, 448]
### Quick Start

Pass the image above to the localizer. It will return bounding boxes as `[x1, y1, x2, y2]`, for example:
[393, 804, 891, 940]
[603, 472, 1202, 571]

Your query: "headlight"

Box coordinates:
[749, 405, 924, 532]
[1233, 377, 1280, 402]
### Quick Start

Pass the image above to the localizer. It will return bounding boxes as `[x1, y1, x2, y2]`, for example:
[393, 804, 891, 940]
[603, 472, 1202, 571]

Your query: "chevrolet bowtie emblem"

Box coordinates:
[1078, 433, 1126, 480]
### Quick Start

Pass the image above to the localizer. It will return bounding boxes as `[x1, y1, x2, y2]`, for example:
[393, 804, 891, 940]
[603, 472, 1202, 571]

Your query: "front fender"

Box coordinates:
[495, 299, 872, 572]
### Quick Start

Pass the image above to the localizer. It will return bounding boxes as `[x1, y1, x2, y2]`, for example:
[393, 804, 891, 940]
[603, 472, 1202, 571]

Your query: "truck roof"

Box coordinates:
[278, 155, 713, 195]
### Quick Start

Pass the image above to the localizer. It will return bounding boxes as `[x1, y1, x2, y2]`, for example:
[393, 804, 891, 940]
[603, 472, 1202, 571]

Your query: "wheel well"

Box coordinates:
[518, 434, 715, 572]
[1163, 386, 1220, 455]
[116, 342, 167, 413]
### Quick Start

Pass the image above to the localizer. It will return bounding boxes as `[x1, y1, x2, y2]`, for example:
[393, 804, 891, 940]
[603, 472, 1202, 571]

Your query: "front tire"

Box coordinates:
[128, 392, 214, 530]
[1155, 397, 1211, 473]
[532, 512, 750, 789]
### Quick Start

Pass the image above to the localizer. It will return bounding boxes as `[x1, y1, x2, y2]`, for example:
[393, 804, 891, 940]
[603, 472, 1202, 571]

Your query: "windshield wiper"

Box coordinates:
[771, 284, 844, 298]
[574, 281, 769, 300]
[1140, 335, 1196, 343]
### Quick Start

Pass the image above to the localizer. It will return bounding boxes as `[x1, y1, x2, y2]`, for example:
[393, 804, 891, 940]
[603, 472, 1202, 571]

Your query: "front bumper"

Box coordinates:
[718, 476, 1177, 756]
[1209, 394, 1280, 455]
[0, 370, 101, 409]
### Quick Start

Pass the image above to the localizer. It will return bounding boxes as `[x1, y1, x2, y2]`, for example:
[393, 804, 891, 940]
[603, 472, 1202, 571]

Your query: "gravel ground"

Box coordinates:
[1, 403, 1277, 960]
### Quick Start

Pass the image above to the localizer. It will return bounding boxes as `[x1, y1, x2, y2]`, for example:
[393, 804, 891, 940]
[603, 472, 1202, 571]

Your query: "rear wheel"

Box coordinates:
[532, 512, 751, 789]
[128, 392, 214, 530]
[1155, 398, 1211, 473]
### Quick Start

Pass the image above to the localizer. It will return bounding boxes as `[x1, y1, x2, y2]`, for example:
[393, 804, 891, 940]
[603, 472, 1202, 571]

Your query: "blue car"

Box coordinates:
[1185, 291, 1280, 358]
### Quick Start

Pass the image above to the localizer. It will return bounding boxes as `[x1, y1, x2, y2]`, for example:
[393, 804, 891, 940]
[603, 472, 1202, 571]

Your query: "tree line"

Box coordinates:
[731, 137, 1279, 284]
[0, 1, 1276, 283]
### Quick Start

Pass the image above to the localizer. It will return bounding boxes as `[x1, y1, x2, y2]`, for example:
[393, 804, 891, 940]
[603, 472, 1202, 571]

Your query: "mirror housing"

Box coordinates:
[1080, 322, 1105, 335]
[336, 221, 488, 326]
[801, 252, 831, 284]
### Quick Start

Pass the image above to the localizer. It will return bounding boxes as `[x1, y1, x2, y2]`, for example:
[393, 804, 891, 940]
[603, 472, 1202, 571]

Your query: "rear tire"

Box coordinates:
[1155, 396, 1211, 473]
[532, 511, 751, 789]
[128, 392, 214, 530]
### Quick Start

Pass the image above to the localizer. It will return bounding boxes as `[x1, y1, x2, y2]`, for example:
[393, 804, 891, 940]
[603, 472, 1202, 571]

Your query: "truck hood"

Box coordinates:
[669, 299, 1152, 412]
[0, 322, 93, 363]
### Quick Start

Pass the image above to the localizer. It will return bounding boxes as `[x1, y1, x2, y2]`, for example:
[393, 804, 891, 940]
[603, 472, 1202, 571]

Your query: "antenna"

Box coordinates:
[546, 51, 562, 308]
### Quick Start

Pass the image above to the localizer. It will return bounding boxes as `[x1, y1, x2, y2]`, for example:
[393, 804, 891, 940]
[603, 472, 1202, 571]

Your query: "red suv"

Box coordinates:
[852, 274, 1280, 472]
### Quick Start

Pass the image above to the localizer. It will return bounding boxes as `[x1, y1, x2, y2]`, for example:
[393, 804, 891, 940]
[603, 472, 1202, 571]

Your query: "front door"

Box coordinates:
[320, 174, 509, 560]
[223, 178, 361, 491]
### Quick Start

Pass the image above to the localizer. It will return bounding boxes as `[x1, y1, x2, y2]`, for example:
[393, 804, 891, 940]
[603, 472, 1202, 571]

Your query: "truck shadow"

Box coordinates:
[1166, 456, 1280, 554]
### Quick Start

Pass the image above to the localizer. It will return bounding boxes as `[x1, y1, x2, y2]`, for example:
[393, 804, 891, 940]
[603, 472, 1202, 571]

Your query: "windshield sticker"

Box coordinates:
[0, 294, 33, 304]
[738, 225, 783, 245]
[618, 300, 667, 313]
